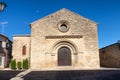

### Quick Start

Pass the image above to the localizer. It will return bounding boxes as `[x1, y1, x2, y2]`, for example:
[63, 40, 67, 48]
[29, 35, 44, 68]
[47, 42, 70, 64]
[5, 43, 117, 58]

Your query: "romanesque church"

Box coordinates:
[12, 8, 100, 70]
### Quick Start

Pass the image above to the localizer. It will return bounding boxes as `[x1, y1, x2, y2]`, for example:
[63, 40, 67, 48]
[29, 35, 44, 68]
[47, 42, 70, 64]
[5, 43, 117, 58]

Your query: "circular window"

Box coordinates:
[58, 21, 69, 32]
[60, 24, 68, 32]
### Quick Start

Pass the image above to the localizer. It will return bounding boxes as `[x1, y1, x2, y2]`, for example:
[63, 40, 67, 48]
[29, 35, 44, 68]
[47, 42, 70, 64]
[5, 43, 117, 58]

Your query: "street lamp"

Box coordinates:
[0, 2, 7, 12]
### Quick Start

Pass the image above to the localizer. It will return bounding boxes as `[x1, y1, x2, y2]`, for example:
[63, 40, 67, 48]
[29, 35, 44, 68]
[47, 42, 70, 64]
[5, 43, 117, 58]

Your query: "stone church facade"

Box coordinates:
[12, 8, 100, 70]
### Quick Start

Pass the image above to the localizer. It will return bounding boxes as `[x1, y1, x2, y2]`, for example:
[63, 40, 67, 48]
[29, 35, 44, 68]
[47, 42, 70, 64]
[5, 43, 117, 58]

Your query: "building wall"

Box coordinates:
[30, 9, 100, 69]
[0, 55, 5, 68]
[12, 36, 30, 62]
[0, 34, 12, 68]
[100, 43, 120, 68]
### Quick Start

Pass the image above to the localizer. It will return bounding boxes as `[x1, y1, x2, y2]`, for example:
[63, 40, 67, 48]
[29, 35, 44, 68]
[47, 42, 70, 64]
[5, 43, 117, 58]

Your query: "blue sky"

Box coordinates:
[0, 0, 120, 48]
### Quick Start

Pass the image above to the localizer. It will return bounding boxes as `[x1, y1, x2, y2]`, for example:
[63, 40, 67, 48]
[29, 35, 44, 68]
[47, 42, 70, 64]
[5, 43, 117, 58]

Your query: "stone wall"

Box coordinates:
[12, 35, 30, 62]
[30, 8, 100, 69]
[100, 43, 120, 68]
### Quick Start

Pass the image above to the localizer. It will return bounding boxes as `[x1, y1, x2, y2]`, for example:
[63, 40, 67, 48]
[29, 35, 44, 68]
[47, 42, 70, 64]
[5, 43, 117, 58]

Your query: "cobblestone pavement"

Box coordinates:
[0, 70, 120, 80]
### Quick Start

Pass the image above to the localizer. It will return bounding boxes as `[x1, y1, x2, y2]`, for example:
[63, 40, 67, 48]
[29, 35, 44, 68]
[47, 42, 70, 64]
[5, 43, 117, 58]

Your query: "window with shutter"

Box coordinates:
[22, 46, 26, 55]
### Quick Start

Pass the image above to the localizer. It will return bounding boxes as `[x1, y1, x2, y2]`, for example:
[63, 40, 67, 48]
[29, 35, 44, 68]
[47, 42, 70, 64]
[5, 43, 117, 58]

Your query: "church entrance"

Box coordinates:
[58, 46, 71, 66]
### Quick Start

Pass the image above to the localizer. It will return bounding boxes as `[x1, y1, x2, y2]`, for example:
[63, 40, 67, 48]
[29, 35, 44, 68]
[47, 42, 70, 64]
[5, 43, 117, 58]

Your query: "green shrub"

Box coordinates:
[10, 59, 16, 70]
[17, 61, 22, 69]
[23, 58, 29, 69]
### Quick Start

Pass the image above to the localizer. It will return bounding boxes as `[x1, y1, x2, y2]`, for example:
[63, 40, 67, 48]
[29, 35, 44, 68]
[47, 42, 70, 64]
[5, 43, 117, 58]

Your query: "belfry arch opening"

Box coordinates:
[58, 46, 71, 66]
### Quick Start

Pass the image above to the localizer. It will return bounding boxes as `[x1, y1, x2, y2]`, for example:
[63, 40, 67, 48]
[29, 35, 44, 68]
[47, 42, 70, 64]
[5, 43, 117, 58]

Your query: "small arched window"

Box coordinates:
[22, 46, 26, 55]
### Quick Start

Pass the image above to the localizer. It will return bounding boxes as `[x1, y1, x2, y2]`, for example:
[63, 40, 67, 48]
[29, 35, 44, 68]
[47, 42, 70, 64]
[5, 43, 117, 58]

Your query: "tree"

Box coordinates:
[17, 61, 22, 69]
[23, 58, 29, 69]
[10, 59, 16, 70]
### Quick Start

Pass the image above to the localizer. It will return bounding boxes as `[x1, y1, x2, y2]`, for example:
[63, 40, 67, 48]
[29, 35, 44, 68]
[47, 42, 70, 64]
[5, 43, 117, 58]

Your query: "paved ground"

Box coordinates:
[23, 70, 120, 80]
[0, 70, 120, 80]
[0, 70, 23, 80]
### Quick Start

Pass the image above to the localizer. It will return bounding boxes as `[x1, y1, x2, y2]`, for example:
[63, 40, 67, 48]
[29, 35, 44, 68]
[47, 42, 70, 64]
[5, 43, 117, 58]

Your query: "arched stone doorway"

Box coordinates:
[50, 40, 79, 67]
[58, 46, 71, 66]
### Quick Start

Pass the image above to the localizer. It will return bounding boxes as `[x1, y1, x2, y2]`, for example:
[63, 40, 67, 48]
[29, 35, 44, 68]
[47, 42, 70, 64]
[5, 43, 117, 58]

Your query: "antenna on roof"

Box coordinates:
[0, 21, 8, 35]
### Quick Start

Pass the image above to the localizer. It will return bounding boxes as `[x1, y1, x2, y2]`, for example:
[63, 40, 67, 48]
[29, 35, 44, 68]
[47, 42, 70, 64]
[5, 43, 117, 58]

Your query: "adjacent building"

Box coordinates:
[12, 8, 100, 70]
[0, 34, 12, 68]
[100, 41, 120, 68]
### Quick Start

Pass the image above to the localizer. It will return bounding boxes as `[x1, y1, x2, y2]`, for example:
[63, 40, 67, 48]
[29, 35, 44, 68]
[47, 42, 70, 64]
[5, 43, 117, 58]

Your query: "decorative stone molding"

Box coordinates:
[50, 40, 78, 56]
[45, 35, 82, 39]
